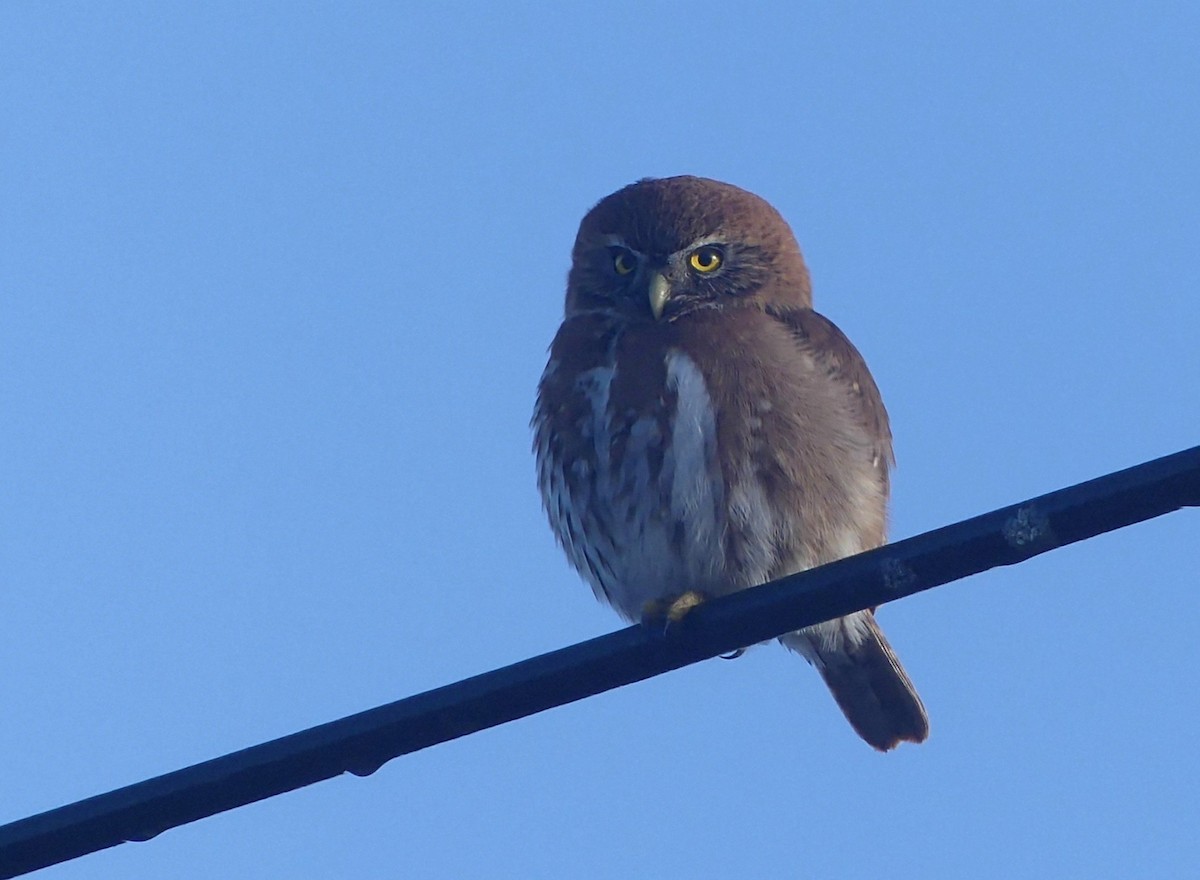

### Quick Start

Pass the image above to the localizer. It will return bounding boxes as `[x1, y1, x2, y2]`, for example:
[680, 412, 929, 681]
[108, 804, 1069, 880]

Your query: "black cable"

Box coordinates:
[1, 445, 1196, 879]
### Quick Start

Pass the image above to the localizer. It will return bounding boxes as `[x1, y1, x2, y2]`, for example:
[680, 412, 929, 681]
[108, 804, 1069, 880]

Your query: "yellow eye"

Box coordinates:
[610, 248, 637, 276]
[689, 245, 723, 273]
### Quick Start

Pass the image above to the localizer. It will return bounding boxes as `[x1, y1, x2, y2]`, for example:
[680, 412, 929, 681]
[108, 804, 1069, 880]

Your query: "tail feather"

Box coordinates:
[782, 611, 929, 751]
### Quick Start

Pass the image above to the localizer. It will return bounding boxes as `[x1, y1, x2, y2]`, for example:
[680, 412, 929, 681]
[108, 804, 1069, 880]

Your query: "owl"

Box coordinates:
[533, 176, 928, 751]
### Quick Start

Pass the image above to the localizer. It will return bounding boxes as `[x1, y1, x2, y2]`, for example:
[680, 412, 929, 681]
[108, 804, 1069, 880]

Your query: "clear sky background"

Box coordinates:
[3, 4, 1198, 878]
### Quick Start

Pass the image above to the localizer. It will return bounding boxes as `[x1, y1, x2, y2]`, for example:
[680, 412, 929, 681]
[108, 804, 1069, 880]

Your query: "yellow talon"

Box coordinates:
[640, 598, 669, 621]
[641, 590, 709, 628]
[666, 590, 707, 622]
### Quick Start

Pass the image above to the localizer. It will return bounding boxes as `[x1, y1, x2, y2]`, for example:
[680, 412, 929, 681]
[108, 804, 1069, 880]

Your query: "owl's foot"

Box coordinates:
[641, 590, 709, 629]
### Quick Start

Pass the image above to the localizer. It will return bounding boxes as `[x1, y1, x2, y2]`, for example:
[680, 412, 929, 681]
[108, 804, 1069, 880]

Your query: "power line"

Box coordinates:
[1, 445, 1197, 878]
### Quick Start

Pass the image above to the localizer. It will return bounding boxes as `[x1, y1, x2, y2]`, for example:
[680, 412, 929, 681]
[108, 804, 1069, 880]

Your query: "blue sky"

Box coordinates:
[2, 3, 1197, 878]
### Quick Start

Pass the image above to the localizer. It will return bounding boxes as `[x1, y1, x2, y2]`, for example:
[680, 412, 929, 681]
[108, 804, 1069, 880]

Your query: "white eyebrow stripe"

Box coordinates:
[598, 234, 726, 257]
[684, 236, 727, 250]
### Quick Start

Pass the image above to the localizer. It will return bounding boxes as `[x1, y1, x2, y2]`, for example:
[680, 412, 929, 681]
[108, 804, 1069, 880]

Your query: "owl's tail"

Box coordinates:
[780, 611, 929, 752]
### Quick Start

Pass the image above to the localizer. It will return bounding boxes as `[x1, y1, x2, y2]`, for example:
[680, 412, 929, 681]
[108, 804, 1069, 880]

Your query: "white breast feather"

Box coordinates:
[536, 349, 730, 620]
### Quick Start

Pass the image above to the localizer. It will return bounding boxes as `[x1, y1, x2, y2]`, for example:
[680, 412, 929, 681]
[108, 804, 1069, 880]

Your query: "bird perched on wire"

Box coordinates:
[533, 176, 928, 751]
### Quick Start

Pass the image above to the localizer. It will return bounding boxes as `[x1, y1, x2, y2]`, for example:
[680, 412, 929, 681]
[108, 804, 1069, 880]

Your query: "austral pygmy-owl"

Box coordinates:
[533, 176, 928, 751]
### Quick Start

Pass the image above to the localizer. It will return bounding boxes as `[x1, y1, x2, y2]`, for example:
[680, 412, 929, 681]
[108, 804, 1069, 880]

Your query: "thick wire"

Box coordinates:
[1, 445, 1197, 878]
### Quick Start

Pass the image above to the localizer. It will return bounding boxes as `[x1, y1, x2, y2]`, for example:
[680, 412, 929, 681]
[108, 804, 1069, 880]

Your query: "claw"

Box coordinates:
[641, 590, 709, 631]
[640, 597, 670, 622]
[665, 590, 707, 622]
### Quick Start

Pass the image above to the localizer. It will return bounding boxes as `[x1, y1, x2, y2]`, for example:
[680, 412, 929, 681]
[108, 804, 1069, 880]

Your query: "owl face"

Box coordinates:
[564, 176, 812, 321]
[569, 234, 774, 323]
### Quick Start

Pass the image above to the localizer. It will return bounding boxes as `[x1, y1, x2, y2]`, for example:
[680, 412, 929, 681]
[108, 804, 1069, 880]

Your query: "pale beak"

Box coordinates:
[647, 271, 671, 320]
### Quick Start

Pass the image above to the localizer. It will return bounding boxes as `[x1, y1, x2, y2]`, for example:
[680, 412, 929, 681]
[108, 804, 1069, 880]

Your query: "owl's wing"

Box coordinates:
[768, 305, 895, 484]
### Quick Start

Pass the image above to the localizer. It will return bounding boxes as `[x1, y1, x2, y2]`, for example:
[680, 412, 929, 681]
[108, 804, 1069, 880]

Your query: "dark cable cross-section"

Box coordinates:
[1, 446, 1198, 879]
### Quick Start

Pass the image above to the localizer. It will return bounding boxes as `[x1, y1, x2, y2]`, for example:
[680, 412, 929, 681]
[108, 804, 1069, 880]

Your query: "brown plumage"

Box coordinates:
[533, 176, 928, 751]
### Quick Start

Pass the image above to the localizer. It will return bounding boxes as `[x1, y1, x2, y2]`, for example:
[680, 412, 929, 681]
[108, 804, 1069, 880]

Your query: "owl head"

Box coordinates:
[565, 176, 813, 322]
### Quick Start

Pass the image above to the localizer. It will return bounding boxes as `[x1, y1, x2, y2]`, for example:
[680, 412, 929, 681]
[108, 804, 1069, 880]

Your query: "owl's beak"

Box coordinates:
[647, 272, 671, 320]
